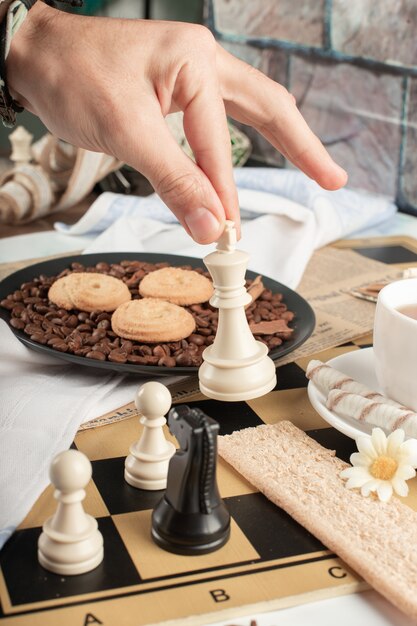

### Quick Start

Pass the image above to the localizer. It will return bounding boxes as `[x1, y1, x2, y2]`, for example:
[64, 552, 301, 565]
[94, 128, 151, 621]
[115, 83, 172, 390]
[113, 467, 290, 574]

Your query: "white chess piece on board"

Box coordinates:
[38, 450, 104, 575]
[124, 382, 176, 490]
[199, 220, 277, 401]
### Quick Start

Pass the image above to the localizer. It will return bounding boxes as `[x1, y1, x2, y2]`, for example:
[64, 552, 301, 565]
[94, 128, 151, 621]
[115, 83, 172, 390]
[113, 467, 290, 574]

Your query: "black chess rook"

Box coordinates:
[151, 405, 230, 555]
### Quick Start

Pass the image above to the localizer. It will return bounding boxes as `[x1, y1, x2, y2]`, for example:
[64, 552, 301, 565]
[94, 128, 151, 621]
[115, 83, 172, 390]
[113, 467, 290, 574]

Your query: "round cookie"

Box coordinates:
[111, 298, 196, 343]
[139, 267, 213, 305]
[48, 275, 74, 310]
[48, 272, 131, 312]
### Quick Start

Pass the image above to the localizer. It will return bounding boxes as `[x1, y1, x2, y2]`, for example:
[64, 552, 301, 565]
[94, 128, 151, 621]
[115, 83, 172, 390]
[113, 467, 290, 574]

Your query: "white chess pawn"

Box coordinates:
[9, 125, 33, 165]
[124, 382, 176, 490]
[38, 450, 104, 576]
[199, 220, 277, 401]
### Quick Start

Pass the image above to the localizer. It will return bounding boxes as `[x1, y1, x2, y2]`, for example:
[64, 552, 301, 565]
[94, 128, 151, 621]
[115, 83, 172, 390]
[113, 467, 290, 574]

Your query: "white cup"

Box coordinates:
[374, 278, 417, 411]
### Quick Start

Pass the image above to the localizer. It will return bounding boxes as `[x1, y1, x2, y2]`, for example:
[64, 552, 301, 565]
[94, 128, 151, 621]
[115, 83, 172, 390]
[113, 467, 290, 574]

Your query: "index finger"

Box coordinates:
[175, 56, 241, 236]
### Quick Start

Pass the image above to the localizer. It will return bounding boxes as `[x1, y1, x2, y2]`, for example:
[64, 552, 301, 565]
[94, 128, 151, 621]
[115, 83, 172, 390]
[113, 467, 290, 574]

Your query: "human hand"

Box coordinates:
[8, 3, 347, 243]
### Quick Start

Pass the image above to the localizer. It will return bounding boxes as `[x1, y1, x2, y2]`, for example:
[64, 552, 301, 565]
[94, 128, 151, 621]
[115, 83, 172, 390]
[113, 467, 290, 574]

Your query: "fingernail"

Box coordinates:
[184, 208, 221, 242]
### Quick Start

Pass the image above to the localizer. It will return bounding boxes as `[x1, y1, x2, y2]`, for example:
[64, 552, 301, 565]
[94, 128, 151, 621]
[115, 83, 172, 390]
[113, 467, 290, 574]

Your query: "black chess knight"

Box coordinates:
[151, 405, 230, 555]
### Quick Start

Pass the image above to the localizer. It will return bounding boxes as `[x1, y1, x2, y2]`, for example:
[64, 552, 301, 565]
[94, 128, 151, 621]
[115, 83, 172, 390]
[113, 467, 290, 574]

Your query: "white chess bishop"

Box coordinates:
[38, 450, 104, 575]
[199, 220, 277, 401]
[124, 382, 176, 490]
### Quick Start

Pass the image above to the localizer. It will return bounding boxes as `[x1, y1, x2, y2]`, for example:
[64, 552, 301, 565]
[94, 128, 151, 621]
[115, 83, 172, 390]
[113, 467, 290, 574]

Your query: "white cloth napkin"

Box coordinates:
[56, 168, 397, 288]
[0, 319, 179, 549]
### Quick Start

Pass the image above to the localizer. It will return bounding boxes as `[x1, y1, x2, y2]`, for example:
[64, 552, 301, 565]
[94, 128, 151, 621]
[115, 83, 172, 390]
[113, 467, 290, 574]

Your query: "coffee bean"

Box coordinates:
[195, 316, 210, 328]
[71, 262, 84, 271]
[93, 342, 111, 355]
[47, 336, 63, 346]
[145, 356, 160, 365]
[125, 269, 145, 286]
[76, 323, 92, 332]
[66, 314, 78, 328]
[34, 304, 50, 314]
[108, 349, 127, 363]
[50, 317, 64, 325]
[139, 345, 152, 356]
[153, 345, 168, 358]
[127, 354, 149, 364]
[11, 305, 25, 317]
[86, 351, 106, 361]
[10, 318, 25, 330]
[12, 291, 23, 302]
[269, 337, 283, 348]
[24, 323, 41, 335]
[97, 319, 110, 330]
[74, 347, 91, 356]
[91, 329, 107, 341]
[54, 341, 69, 352]
[189, 334, 205, 346]
[52, 326, 65, 338]
[0, 298, 14, 309]
[30, 333, 47, 344]
[109, 269, 124, 278]
[95, 262, 110, 272]
[158, 356, 176, 367]
[24, 297, 42, 304]
[175, 353, 193, 367]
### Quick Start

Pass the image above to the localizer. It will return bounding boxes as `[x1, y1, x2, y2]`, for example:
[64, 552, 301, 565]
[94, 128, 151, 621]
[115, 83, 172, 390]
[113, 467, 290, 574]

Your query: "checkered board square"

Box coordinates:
[2, 338, 416, 626]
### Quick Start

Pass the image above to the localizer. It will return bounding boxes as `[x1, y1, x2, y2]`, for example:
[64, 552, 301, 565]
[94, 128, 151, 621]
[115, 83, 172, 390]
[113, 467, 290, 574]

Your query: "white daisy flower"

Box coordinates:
[340, 427, 417, 502]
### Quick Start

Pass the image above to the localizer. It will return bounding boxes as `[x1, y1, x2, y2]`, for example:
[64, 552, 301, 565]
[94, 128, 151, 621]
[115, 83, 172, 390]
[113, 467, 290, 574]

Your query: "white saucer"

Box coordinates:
[307, 347, 381, 440]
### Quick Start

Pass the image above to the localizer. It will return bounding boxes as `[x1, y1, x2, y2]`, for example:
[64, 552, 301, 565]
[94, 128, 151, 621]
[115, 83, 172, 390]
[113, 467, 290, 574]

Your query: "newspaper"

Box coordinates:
[277, 246, 403, 365]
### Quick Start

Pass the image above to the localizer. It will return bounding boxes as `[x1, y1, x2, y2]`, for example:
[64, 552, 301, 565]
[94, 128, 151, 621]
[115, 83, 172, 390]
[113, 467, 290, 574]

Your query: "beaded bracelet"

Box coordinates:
[0, 0, 83, 127]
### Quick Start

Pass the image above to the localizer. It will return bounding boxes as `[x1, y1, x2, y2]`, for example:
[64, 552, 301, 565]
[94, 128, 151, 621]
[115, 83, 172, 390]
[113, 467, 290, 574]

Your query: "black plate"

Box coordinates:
[0, 253, 315, 376]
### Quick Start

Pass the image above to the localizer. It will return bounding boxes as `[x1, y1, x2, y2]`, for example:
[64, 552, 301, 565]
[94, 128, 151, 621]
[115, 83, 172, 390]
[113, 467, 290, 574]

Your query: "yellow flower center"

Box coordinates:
[370, 456, 398, 480]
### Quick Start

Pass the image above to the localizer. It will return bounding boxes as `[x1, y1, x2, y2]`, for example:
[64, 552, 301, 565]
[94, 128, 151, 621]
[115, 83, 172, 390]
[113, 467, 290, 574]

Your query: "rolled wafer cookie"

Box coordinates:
[138, 267, 213, 305]
[218, 421, 417, 621]
[327, 390, 417, 438]
[48, 272, 131, 312]
[111, 298, 196, 342]
[306, 359, 404, 408]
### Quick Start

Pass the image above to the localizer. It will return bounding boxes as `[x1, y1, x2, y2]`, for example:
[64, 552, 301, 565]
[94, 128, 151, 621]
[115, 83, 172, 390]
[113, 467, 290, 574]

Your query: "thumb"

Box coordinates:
[120, 113, 227, 244]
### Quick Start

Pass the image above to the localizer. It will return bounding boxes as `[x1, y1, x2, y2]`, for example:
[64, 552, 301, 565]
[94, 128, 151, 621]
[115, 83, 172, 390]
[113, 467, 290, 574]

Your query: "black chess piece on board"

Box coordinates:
[151, 405, 230, 555]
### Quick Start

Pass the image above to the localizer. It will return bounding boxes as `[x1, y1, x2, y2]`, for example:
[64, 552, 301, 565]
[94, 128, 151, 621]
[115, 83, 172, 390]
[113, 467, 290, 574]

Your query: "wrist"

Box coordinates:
[0, 0, 12, 23]
[7, 1, 57, 109]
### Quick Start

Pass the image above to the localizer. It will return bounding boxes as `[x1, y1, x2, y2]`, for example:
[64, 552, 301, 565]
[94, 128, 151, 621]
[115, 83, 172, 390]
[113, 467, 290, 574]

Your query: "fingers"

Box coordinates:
[217, 45, 348, 190]
[175, 60, 240, 237]
[117, 104, 228, 245]
[113, 31, 240, 245]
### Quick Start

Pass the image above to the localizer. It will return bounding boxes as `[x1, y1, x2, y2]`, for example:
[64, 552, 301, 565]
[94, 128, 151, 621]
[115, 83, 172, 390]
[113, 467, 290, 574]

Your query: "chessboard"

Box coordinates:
[2, 236, 417, 626]
[2, 337, 398, 626]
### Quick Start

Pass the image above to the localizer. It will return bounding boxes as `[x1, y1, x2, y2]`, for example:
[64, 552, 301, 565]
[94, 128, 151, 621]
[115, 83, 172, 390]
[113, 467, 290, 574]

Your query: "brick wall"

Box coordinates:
[206, 0, 417, 215]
